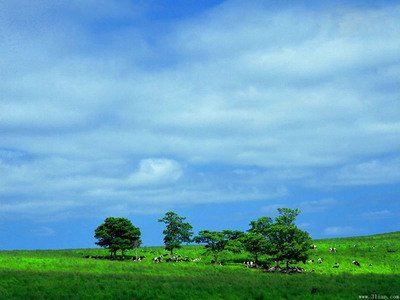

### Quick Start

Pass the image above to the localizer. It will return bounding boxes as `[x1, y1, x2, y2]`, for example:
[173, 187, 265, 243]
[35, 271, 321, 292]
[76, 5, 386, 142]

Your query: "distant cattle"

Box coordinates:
[333, 262, 339, 268]
[329, 247, 337, 253]
[318, 258, 323, 264]
[244, 261, 258, 268]
[153, 256, 163, 263]
[352, 260, 361, 267]
[192, 258, 201, 262]
[310, 245, 317, 250]
[166, 255, 190, 263]
[132, 255, 146, 261]
[308, 259, 315, 263]
[211, 259, 223, 265]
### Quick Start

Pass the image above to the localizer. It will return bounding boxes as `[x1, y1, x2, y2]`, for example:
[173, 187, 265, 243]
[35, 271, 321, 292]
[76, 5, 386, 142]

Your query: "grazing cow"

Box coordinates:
[153, 256, 163, 263]
[352, 260, 361, 267]
[329, 247, 337, 253]
[308, 259, 314, 263]
[244, 261, 258, 268]
[333, 262, 339, 268]
[318, 258, 323, 264]
[192, 258, 201, 262]
[310, 245, 317, 250]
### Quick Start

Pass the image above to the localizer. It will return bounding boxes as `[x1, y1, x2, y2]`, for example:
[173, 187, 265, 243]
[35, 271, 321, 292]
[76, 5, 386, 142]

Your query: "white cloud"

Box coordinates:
[128, 158, 183, 186]
[323, 157, 400, 186]
[0, 1, 399, 218]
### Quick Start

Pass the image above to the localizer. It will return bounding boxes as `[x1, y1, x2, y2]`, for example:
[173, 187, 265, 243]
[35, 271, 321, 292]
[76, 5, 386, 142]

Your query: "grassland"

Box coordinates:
[0, 232, 399, 299]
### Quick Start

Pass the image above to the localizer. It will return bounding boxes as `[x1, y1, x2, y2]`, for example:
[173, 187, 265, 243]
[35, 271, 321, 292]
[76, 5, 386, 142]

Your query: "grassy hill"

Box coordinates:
[0, 232, 399, 299]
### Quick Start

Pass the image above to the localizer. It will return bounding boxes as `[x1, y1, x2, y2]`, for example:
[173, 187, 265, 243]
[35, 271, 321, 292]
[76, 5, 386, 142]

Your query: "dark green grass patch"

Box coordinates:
[0, 270, 399, 299]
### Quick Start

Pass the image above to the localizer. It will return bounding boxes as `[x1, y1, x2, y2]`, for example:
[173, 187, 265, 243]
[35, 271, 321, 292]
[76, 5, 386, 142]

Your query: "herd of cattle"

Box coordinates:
[85, 245, 367, 273]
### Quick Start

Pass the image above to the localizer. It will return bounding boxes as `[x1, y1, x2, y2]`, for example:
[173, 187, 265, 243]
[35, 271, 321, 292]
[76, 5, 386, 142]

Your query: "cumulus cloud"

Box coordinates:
[128, 158, 183, 186]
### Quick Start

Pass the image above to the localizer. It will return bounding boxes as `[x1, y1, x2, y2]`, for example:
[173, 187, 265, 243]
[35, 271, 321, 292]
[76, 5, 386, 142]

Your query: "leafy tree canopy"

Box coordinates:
[194, 230, 244, 263]
[94, 217, 141, 258]
[158, 211, 193, 256]
[240, 232, 270, 263]
[249, 208, 311, 268]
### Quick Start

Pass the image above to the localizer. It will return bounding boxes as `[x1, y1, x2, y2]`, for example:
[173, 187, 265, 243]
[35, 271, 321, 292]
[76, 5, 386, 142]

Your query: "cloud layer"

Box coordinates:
[0, 1, 399, 225]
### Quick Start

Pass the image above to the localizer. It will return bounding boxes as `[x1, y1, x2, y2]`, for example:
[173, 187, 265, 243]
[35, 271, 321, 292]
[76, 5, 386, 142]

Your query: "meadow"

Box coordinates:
[0, 232, 399, 299]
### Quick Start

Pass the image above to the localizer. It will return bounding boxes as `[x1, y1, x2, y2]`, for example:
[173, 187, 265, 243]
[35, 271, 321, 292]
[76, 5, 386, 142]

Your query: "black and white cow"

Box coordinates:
[352, 260, 361, 267]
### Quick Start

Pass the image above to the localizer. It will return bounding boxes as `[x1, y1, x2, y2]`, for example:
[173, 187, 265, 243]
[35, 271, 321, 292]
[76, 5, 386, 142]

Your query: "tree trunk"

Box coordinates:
[170, 248, 174, 258]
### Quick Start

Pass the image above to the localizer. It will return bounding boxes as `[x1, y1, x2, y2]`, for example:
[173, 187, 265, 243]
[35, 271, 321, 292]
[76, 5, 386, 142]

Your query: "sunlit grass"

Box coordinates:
[0, 232, 399, 299]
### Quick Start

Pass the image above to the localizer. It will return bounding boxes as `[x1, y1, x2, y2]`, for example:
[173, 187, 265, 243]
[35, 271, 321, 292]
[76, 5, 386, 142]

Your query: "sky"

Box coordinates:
[0, 0, 399, 250]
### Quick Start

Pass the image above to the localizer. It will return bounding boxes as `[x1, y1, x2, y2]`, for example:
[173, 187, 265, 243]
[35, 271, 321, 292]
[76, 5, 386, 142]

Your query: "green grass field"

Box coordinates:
[0, 232, 399, 299]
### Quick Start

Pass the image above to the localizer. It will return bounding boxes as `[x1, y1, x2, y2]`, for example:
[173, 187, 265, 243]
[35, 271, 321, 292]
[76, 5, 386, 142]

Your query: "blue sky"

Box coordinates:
[1, 0, 399, 249]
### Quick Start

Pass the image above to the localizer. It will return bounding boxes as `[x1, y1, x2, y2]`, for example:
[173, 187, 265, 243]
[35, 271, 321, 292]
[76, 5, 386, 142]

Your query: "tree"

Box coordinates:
[268, 223, 310, 268]
[94, 217, 141, 259]
[249, 216, 272, 236]
[158, 211, 193, 257]
[240, 232, 270, 263]
[250, 208, 311, 269]
[193, 230, 244, 264]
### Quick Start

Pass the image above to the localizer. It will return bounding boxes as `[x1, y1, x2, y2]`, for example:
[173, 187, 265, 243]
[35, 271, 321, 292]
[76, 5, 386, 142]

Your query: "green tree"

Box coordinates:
[94, 217, 141, 259]
[158, 211, 193, 257]
[249, 216, 272, 236]
[251, 208, 311, 268]
[240, 232, 270, 263]
[268, 223, 311, 268]
[194, 230, 243, 264]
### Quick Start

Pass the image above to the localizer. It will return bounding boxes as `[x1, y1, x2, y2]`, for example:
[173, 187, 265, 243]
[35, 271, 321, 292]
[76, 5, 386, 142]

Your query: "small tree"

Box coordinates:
[158, 211, 193, 257]
[194, 230, 243, 264]
[248, 208, 311, 268]
[94, 217, 141, 259]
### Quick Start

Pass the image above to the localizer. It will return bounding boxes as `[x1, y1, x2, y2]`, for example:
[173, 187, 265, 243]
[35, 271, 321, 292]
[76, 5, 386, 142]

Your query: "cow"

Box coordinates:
[308, 259, 314, 263]
[192, 258, 201, 262]
[310, 245, 317, 250]
[333, 262, 339, 268]
[153, 256, 163, 263]
[244, 261, 258, 268]
[329, 247, 337, 253]
[318, 258, 323, 264]
[352, 260, 361, 267]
